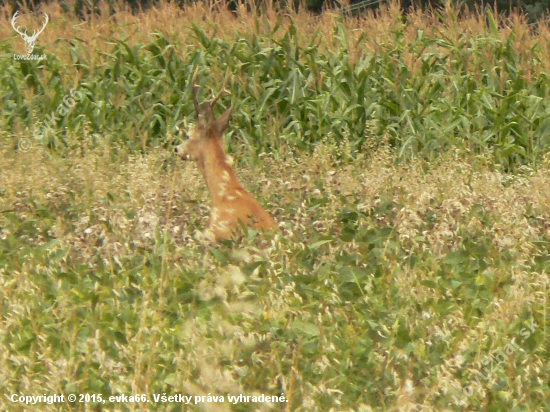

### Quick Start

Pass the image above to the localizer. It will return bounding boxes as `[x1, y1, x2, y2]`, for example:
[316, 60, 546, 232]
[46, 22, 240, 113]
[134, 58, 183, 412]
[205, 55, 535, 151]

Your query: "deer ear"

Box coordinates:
[213, 106, 234, 134]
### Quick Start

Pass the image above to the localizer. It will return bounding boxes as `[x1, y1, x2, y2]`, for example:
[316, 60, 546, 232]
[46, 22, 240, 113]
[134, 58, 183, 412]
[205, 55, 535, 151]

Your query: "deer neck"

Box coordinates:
[198, 140, 243, 207]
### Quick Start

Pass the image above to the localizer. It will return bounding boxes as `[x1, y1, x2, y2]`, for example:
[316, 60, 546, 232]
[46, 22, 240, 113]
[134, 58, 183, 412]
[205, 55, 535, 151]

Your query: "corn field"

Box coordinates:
[2, 3, 550, 167]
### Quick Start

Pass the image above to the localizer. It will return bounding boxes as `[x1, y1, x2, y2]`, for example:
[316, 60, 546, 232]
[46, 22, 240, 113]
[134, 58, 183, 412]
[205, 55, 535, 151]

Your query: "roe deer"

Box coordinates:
[175, 73, 277, 242]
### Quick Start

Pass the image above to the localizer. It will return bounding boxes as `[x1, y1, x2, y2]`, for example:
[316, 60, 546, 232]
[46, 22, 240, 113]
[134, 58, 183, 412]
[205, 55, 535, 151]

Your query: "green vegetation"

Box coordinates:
[1, 1, 549, 410]
[3, 4, 550, 168]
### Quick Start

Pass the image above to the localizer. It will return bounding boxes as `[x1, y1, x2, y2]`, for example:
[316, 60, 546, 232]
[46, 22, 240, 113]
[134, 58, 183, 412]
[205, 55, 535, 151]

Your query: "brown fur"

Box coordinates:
[175, 76, 276, 242]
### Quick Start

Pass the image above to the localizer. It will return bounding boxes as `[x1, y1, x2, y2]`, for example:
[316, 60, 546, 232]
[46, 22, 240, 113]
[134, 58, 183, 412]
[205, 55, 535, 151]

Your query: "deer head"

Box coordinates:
[11, 11, 49, 55]
[176, 71, 233, 162]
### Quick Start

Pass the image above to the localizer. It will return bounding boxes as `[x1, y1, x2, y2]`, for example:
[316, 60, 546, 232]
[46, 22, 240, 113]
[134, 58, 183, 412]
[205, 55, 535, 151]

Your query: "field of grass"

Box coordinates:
[1, 1, 550, 410]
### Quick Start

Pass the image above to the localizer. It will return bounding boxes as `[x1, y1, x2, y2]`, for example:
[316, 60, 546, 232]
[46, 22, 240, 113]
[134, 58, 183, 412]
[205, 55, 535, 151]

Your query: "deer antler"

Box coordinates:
[11, 11, 27, 38]
[191, 70, 232, 126]
[32, 13, 49, 39]
[210, 72, 231, 108]
[11, 12, 49, 39]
